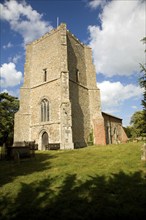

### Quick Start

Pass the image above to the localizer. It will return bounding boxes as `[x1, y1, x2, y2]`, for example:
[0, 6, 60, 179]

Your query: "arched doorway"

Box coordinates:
[42, 132, 48, 150]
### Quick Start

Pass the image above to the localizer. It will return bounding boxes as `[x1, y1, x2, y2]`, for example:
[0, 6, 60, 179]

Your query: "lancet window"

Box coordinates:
[41, 99, 49, 122]
[76, 69, 80, 82]
[43, 68, 47, 82]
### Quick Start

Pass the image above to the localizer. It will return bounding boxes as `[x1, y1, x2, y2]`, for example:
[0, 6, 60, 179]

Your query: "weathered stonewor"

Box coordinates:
[14, 23, 127, 150]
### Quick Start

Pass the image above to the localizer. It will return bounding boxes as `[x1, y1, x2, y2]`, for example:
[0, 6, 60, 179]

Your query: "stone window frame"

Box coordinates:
[76, 69, 80, 83]
[40, 98, 50, 122]
[43, 68, 47, 82]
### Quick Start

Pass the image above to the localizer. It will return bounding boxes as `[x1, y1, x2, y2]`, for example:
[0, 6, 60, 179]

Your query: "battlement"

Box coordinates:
[26, 23, 91, 50]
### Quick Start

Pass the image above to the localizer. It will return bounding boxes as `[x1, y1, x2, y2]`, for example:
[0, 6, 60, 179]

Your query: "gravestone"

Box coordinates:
[141, 143, 146, 161]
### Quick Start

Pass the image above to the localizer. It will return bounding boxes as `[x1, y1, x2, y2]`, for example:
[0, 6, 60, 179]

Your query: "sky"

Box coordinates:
[0, 0, 145, 126]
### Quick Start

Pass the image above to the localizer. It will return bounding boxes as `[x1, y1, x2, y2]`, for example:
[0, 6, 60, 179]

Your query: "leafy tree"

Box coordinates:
[139, 37, 146, 133]
[130, 111, 145, 137]
[0, 93, 19, 146]
[124, 126, 133, 138]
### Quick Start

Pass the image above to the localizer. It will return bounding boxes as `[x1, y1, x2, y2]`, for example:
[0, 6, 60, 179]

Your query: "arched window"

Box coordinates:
[41, 99, 49, 122]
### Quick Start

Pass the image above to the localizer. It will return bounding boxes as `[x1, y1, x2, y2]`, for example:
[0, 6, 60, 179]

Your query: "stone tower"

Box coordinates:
[14, 23, 106, 150]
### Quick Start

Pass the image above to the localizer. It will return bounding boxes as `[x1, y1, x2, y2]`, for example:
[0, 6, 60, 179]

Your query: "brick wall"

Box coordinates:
[102, 112, 128, 144]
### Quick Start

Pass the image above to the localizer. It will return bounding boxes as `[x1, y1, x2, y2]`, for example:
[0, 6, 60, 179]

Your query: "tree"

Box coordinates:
[125, 38, 146, 139]
[124, 126, 133, 138]
[0, 93, 19, 146]
[139, 37, 146, 133]
[130, 111, 145, 137]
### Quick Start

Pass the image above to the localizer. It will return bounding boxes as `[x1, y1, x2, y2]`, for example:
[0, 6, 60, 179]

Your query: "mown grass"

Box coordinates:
[0, 142, 146, 219]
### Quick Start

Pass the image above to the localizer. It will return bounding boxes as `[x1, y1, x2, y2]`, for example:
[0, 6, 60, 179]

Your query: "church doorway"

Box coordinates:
[42, 132, 48, 150]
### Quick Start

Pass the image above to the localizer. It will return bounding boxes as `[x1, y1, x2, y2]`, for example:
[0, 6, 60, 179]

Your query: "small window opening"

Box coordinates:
[43, 68, 47, 82]
[76, 69, 80, 82]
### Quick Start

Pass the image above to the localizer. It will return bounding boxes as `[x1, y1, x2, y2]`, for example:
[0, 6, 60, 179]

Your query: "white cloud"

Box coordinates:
[88, 0, 145, 77]
[98, 81, 143, 111]
[3, 42, 13, 49]
[88, 0, 107, 9]
[9, 54, 22, 64]
[12, 54, 21, 64]
[132, 105, 138, 109]
[0, 62, 23, 87]
[0, 0, 53, 44]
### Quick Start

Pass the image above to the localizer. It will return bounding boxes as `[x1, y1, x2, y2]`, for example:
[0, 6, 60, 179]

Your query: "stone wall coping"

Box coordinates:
[102, 112, 122, 121]
[26, 24, 62, 46]
[67, 30, 85, 48]
[30, 77, 61, 89]
[26, 23, 91, 50]
[30, 121, 60, 127]
[69, 79, 99, 91]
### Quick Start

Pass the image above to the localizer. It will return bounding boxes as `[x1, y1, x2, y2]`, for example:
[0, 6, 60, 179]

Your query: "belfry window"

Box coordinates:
[41, 99, 49, 122]
[43, 68, 47, 82]
[76, 69, 80, 82]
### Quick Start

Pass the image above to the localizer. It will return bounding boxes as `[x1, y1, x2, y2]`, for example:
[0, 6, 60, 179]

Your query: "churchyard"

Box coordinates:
[0, 142, 146, 219]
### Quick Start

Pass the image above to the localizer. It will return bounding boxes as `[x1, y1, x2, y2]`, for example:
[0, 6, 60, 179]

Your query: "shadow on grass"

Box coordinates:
[0, 153, 55, 187]
[0, 171, 146, 219]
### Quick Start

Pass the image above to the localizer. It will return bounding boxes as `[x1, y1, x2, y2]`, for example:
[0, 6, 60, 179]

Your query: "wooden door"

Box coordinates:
[42, 132, 48, 150]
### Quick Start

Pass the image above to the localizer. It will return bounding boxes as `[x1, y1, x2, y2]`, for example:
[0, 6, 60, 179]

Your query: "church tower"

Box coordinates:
[14, 23, 106, 150]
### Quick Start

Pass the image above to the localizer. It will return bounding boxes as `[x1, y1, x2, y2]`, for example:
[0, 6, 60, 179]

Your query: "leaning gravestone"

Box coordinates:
[141, 143, 146, 161]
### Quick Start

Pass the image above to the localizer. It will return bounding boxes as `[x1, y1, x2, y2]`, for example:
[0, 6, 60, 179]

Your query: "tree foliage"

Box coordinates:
[125, 111, 146, 138]
[130, 111, 146, 137]
[0, 93, 19, 146]
[139, 37, 146, 132]
[124, 126, 132, 138]
[125, 38, 146, 138]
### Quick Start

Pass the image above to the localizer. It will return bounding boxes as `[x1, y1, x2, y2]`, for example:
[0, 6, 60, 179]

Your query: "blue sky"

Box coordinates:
[0, 0, 145, 126]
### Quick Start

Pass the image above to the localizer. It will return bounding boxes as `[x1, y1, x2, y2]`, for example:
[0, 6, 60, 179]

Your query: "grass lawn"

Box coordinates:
[0, 142, 146, 219]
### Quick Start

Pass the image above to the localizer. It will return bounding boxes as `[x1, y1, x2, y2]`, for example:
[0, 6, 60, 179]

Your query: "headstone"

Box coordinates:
[141, 143, 146, 161]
